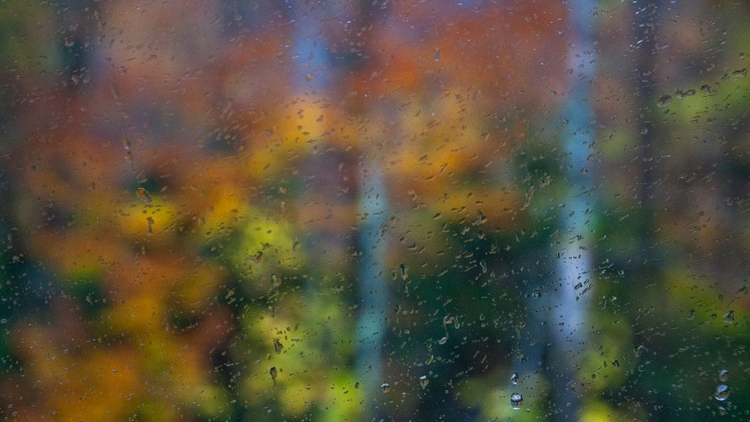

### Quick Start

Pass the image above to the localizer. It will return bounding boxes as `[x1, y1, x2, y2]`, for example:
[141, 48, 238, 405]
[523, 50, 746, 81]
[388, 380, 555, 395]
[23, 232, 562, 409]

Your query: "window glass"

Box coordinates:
[0, 1, 748, 420]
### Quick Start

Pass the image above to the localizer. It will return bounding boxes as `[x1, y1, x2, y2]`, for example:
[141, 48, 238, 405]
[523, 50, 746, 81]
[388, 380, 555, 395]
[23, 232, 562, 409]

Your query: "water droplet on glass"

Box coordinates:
[717, 405, 727, 415]
[479, 260, 487, 274]
[714, 384, 729, 401]
[719, 369, 729, 382]
[633, 345, 645, 357]
[438, 336, 448, 345]
[250, 251, 263, 265]
[723, 310, 734, 324]
[271, 274, 282, 288]
[443, 315, 454, 325]
[657, 95, 672, 108]
[270, 366, 278, 381]
[419, 375, 429, 389]
[510, 372, 519, 385]
[381, 382, 390, 393]
[433, 48, 441, 61]
[612, 359, 620, 367]
[510, 392, 523, 410]
[273, 338, 283, 354]
[136, 187, 152, 203]
[400, 264, 409, 280]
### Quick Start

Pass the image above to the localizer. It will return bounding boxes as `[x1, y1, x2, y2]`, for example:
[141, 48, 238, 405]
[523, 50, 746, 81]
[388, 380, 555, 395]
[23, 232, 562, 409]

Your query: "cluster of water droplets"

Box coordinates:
[509, 371, 523, 410]
[378, 374, 430, 395]
[713, 369, 730, 415]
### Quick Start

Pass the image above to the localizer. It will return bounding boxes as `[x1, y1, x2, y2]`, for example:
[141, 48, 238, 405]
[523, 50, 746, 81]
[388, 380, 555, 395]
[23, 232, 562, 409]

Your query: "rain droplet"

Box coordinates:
[723, 310, 734, 324]
[612, 359, 620, 367]
[717, 405, 727, 415]
[136, 187, 152, 203]
[656, 95, 672, 107]
[433, 47, 441, 61]
[272, 274, 282, 288]
[438, 336, 448, 345]
[400, 264, 409, 280]
[419, 375, 429, 389]
[270, 366, 278, 381]
[719, 369, 729, 382]
[443, 315, 454, 325]
[479, 260, 487, 274]
[510, 372, 519, 385]
[510, 392, 523, 410]
[381, 382, 390, 393]
[250, 251, 263, 265]
[273, 338, 283, 354]
[715, 384, 729, 402]
[633, 345, 645, 357]
[146, 216, 154, 234]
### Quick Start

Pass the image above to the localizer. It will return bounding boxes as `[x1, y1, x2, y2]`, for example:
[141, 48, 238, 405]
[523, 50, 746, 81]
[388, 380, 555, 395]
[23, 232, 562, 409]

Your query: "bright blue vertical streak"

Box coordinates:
[291, 5, 331, 92]
[355, 164, 389, 408]
[556, 0, 596, 339]
[551, 0, 597, 419]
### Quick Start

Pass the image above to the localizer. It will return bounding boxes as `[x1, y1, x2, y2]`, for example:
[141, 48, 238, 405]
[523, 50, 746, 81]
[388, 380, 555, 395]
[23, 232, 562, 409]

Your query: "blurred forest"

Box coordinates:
[1, 0, 749, 421]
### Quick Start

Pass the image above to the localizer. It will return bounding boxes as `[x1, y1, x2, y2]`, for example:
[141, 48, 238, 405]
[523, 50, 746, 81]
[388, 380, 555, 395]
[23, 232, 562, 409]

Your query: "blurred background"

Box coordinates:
[1, 0, 749, 420]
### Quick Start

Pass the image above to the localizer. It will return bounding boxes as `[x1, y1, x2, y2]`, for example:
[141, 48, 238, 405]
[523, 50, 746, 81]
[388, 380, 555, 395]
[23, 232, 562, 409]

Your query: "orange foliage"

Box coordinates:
[2, 0, 572, 419]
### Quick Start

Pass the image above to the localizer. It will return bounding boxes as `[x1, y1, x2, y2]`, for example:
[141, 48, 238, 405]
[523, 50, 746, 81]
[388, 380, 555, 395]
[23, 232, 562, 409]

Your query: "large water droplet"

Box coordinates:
[714, 384, 729, 402]
[510, 392, 523, 410]
[419, 375, 429, 389]
[657, 95, 672, 108]
[381, 382, 391, 393]
[719, 369, 729, 382]
[510, 372, 519, 385]
[136, 187, 152, 203]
